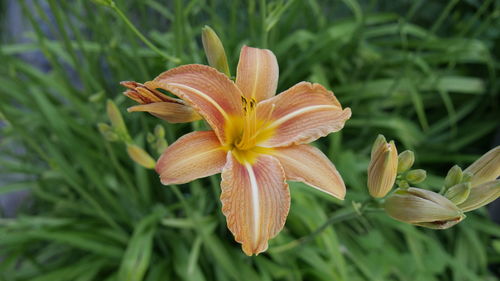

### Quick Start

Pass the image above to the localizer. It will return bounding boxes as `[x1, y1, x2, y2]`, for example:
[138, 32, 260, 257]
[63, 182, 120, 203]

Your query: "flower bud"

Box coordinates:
[384, 188, 465, 229]
[444, 182, 471, 205]
[154, 124, 165, 138]
[444, 165, 463, 189]
[367, 136, 398, 198]
[397, 180, 409, 189]
[462, 171, 474, 183]
[126, 144, 156, 169]
[457, 180, 500, 212]
[97, 123, 119, 142]
[397, 150, 415, 173]
[201, 25, 230, 77]
[405, 169, 426, 184]
[147, 132, 156, 144]
[463, 146, 500, 187]
[106, 100, 127, 135]
[155, 138, 168, 154]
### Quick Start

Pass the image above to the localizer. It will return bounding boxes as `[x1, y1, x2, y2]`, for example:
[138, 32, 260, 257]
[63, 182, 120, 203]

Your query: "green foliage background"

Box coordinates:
[1, 0, 499, 280]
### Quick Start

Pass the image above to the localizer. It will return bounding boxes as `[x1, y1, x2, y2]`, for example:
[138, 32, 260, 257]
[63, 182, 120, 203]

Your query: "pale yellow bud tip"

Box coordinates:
[444, 182, 471, 205]
[444, 165, 463, 189]
[464, 146, 500, 187]
[405, 169, 426, 184]
[126, 144, 156, 169]
[397, 150, 415, 173]
[458, 180, 500, 212]
[106, 100, 127, 135]
[201, 25, 230, 77]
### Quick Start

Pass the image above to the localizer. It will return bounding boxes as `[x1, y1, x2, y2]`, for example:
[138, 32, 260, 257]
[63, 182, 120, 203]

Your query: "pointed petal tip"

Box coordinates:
[323, 184, 346, 200]
[120, 81, 139, 89]
[344, 107, 352, 118]
[242, 243, 268, 256]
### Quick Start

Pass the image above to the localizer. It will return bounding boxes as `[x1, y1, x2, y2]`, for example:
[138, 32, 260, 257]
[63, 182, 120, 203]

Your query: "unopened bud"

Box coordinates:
[397, 150, 415, 173]
[97, 123, 111, 135]
[458, 180, 500, 212]
[397, 180, 410, 189]
[444, 165, 463, 189]
[97, 123, 119, 142]
[106, 100, 128, 136]
[367, 136, 398, 198]
[405, 169, 426, 184]
[462, 171, 474, 183]
[126, 144, 156, 169]
[155, 138, 168, 154]
[202, 26, 230, 77]
[444, 182, 471, 205]
[384, 188, 465, 229]
[154, 124, 165, 138]
[464, 146, 500, 187]
[147, 132, 156, 143]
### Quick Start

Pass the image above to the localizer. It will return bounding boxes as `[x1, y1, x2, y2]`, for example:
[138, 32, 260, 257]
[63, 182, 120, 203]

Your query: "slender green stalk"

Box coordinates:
[270, 201, 379, 254]
[109, 2, 180, 63]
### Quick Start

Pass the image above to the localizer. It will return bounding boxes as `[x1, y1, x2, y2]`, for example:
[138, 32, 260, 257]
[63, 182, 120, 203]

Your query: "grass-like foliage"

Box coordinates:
[1, 0, 499, 280]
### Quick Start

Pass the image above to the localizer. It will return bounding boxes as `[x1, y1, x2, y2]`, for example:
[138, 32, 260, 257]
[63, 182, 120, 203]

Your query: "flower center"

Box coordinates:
[224, 96, 275, 164]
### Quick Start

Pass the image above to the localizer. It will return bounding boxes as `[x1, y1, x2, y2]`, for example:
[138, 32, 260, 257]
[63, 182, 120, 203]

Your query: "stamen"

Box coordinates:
[236, 97, 259, 150]
[241, 96, 248, 114]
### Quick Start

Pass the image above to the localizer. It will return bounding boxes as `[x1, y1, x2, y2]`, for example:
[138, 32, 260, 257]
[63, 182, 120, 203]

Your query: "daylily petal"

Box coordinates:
[220, 153, 290, 256]
[121, 81, 180, 104]
[273, 144, 346, 199]
[127, 102, 201, 123]
[154, 64, 243, 144]
[236, 46, 279, 102]
[257, 82, 351, 147]
[156, 131, 227, 185]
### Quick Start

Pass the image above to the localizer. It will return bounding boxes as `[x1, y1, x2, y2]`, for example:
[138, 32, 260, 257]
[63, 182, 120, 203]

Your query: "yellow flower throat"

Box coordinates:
[225, 96, 275, 164]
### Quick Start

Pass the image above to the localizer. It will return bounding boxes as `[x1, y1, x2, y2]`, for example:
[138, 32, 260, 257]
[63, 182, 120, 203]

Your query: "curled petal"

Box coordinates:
[154, 64, 243, 144]
[257, 82, 351, 147]
[156, 131, 227, 185]
[273, 145, 345, 199]
[128, 102, 201, 123]
[220, 153, 290, 256]
[236, 46, 279, 102]
[121, 81, 180, 104]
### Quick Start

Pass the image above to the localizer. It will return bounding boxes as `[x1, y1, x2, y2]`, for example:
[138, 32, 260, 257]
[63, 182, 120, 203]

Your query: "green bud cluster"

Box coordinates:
[147, 125, 169, 155]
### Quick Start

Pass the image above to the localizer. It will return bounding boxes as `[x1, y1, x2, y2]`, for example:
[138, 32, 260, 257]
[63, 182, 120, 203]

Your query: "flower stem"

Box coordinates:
[110, 2, 181, 64]
[270, 200, 379, 254]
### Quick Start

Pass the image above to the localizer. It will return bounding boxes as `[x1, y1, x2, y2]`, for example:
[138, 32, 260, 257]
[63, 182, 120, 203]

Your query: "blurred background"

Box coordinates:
[0, 0, 499, 280]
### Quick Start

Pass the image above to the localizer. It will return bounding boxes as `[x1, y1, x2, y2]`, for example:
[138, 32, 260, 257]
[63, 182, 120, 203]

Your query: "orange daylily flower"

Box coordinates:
[146, 46, 351, 255]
